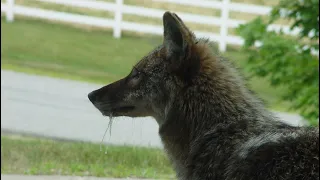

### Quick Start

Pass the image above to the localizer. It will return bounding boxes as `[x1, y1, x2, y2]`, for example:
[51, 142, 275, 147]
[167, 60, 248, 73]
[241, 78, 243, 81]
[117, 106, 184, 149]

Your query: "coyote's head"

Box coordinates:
[88, 11, 228, 123]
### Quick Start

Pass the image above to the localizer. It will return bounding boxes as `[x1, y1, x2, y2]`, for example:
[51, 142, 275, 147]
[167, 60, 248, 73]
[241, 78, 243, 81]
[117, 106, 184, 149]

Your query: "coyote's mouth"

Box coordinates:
[111, 106, 135, 113]
[99, 105, 135, 116]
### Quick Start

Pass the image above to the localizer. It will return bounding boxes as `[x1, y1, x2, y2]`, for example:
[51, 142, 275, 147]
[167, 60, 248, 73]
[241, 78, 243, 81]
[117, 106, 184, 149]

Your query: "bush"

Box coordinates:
[237, 0, 319, 125]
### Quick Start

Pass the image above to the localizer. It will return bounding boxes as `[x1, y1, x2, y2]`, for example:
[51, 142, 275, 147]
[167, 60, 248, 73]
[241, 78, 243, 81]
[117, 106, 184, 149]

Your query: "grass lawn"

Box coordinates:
[1, 135, 174, 179]
[1, 16, 293, 112]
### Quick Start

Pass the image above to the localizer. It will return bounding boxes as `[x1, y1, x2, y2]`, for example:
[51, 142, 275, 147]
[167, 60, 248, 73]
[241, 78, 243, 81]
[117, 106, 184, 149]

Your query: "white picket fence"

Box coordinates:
[0, 0, 306, 52]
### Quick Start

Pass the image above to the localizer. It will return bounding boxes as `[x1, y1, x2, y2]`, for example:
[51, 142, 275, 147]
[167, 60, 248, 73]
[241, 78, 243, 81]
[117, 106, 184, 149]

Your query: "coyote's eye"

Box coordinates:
[127, 67, 143, 86]
[130, 67, 141, 79]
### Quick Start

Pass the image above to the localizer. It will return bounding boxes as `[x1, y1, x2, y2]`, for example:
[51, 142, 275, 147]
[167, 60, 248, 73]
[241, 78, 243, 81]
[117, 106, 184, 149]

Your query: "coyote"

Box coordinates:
[88, 11, 319, 180]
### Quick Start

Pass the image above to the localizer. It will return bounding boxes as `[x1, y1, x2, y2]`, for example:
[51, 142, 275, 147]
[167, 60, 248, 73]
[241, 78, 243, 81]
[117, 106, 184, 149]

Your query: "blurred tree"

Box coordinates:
[237, 0, 319, 125]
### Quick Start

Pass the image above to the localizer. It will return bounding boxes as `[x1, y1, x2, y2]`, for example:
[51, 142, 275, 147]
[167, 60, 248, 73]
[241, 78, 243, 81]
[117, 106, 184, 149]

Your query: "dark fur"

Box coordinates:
[88, 11, 319, 180]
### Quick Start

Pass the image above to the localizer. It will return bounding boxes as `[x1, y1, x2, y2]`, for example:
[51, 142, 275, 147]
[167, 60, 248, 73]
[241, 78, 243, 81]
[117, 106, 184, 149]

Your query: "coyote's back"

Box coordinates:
[88, 11, 319, 180]
[225, 127, 319, 180]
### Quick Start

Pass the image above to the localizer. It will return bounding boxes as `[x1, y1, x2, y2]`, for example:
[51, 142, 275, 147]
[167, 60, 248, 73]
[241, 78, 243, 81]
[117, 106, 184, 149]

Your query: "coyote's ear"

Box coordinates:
[163, 11, 197, 75]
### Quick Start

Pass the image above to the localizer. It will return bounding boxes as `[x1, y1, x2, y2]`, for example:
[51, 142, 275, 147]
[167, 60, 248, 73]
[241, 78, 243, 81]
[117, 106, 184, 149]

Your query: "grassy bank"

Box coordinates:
[1, 135, 174, 179]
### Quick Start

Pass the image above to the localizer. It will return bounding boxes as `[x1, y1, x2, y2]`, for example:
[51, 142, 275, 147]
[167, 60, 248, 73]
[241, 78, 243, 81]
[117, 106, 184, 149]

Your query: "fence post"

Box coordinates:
[113, 0, 123, 38]
[219, 0, 230, 52]
[6, 0, 14, 22]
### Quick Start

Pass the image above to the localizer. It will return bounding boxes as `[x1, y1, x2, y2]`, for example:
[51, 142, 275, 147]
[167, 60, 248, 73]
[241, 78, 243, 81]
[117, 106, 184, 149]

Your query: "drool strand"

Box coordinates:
[100, 113, 113, 153]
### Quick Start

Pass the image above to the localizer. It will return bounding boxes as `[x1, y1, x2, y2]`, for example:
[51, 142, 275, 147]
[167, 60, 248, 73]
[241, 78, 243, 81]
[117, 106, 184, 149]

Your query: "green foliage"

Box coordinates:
[237, 0, 319, 125]
[270, 0, 319, 40]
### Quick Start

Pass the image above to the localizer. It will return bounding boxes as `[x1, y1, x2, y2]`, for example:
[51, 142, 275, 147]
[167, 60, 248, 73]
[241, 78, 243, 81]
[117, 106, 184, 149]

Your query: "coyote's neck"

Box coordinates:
[157, 82, 275, 177]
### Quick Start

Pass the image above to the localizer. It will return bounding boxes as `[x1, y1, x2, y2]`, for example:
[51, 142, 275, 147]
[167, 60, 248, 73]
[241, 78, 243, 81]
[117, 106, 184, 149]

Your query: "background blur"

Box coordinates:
[1, 0, 319, 179]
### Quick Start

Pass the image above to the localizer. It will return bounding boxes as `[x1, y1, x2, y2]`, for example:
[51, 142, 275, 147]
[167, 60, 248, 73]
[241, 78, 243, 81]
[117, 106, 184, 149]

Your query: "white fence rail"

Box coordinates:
[0, 0, 310, 52]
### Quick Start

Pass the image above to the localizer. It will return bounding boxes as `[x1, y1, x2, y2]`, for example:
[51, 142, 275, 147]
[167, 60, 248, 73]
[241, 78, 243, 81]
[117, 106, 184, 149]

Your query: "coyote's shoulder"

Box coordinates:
[88, 11, 319, 180]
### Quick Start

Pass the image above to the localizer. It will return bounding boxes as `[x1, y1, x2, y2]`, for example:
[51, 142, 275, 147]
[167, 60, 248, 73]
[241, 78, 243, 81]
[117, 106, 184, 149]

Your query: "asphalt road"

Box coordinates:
[1, 70, 308, 148]
[1, 70, 162, 147]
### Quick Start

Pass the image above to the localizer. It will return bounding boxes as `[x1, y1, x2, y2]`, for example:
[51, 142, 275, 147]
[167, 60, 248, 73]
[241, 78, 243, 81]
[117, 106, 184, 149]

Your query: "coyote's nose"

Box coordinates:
[88, 91, 98, 103]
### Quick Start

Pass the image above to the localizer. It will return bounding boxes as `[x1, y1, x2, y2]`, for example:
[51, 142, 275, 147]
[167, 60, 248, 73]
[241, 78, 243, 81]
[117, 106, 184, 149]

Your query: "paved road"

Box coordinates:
[1, 70, 308, 148]
[1, 70, 162, 147]
[1, 175, 153, 180]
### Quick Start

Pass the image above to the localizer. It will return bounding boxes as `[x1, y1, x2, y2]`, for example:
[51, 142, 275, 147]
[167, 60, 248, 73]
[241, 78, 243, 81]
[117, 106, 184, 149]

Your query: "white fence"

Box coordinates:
[0, 0, 305, 52]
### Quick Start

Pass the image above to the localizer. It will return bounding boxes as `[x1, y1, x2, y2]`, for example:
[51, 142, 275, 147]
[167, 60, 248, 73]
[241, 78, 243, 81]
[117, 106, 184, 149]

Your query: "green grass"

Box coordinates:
[1, 16, 293, 112]
[1, 135, 174, 179]
[1, 16, 157, 83]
